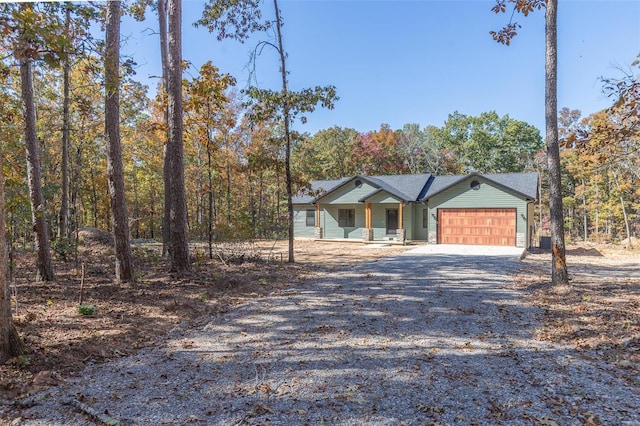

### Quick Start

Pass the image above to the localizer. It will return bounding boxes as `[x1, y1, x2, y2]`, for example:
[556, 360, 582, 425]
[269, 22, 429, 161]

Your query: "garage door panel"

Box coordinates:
[438, 208, 516, 246]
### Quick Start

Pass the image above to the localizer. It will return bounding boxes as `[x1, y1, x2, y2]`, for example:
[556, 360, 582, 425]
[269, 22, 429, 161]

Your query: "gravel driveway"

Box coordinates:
[21, 249, 640, 425]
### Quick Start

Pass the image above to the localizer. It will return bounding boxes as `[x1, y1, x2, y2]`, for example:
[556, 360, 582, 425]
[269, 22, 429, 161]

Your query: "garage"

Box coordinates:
[437, 208, 516, 246]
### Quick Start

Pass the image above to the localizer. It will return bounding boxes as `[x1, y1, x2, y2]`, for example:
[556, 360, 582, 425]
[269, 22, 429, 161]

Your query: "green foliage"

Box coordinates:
[78, 304, 98, 316]
[438, 111, 543, 173]
[292, 126, 359, 180]
[196, 0, 271, 42]
[244, 85, 339, 126]
[52, 238, 71, 262]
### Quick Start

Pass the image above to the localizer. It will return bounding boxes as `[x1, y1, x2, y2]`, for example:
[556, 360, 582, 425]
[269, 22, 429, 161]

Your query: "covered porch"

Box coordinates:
[312, 199, 409, 243]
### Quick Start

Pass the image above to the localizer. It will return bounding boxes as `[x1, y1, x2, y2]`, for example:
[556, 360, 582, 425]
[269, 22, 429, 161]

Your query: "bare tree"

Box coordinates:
[105, 0, 134, 282]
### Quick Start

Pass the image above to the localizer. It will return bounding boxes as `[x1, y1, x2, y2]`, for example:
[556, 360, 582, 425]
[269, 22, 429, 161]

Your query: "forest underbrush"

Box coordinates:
[1, 237, 638, 417]
[519, 242, 640, 386]
[0, 237, 409, 407]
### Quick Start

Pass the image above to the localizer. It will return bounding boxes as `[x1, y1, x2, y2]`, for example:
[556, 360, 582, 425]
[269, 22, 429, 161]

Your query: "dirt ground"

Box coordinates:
[1, 236, 639, 419]
[0, 235, 410, 410]
[518, 242, 640, 383]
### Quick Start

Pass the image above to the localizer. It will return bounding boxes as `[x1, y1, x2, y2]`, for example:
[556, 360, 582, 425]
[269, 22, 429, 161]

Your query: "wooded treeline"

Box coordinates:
[0, 3, 637, 260]
[0, 1, 638, 363]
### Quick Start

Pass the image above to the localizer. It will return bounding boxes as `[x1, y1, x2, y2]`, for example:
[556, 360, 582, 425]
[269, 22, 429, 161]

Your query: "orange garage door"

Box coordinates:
[438, 208, 516, 246]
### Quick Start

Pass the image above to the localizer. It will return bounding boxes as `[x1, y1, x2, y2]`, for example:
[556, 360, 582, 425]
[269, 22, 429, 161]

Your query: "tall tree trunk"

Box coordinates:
[20, 57, 54, 282]
[1, 135, 27, 363]
[611, 169, 632, 248]
[581, 178, 588, 241]
[168, 0, 190, 273]
[207, 141, 214, 260]
[273, 0, 294, 263]
[159, 0, 172, 257]
[545, 0, 568, 286]
[58, 6, 71, 243]
[595, 171, 600, 235]
[90, 166, 98, 228]
[105, 0, 134, 282]
[226, 158, 231, 225]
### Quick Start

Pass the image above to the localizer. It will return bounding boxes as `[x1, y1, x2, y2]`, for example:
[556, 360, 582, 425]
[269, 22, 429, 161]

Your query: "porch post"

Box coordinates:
[314, 203, 323, 239]
[365, 203, 371, 228]
[397, 202, 406, 242]
[363, 202, 374, 241]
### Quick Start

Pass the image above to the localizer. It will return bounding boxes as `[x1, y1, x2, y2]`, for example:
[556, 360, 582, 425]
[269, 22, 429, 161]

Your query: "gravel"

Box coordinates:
[16, 250, 640, 425]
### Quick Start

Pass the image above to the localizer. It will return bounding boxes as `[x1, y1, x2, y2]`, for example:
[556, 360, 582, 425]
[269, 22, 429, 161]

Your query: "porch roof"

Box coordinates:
[292, 173, 432, 205]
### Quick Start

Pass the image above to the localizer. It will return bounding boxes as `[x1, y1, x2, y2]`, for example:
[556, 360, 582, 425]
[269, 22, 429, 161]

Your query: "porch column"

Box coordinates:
[314, 203, 323, 239]
[397, 202, 406, 242]
[365, 202, 371, 228]
[362, 202, 374, 241]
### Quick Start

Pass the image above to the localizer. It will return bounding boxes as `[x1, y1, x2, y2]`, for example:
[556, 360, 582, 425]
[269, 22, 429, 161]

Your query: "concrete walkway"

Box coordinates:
[407, 243, 525, 258]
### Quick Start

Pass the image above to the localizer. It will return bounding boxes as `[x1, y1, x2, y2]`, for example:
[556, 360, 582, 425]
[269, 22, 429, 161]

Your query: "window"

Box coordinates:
[423, 209, 428, 228]
[470, 180, 481, 190]
[338, 209, 355, 227]
[306, 209, 315, 227]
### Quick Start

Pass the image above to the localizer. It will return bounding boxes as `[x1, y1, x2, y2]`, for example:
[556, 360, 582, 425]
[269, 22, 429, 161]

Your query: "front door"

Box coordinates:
[386, 209, 398, 235]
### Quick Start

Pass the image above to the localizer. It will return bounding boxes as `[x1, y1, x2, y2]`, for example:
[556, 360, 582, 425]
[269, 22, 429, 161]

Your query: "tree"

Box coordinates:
[58, 5, 71, 243]
[491, 0, 569, 286]
[352, 124, 406, 175]
[167, 0, 190, 272]
[184, 62, 236, 256]
[437, 111, 543, 173]
[0, 108, 27, 364]
[15, 4, 56, 281]
[105, 1, 135, 282]
[292, 126, 359, 180]
[245, 4, 337, 263]
[158, 0, 172, 258]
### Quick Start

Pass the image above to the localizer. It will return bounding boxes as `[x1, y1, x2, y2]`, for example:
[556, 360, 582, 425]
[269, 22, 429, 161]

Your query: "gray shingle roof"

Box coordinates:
[291, 178, 349, 204]
[370, 174, 432, 202]
[483, 172, 539, 200]
[293, 172, 539, 205]
[420, 172, 539, 201]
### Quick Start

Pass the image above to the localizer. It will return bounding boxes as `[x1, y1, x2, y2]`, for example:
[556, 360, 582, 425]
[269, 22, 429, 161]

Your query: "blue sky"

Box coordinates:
[121, 0, 640, 135]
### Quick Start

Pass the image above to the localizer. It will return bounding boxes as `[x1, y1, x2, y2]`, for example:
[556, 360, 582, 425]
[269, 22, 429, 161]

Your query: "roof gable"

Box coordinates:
[420, 172, 538, 201]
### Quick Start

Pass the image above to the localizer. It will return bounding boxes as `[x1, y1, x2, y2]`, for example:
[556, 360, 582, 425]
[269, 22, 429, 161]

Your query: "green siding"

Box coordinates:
[322, 204, 364, 239]
[527, 201, 535, 248]
[367, 192, 401, 204]
[293, 205, 317, 238]
[412, 204, 429, 241]
[318, 180, 377, 204]
[427, 177, 528, 244]
[403, 205, 413, 240]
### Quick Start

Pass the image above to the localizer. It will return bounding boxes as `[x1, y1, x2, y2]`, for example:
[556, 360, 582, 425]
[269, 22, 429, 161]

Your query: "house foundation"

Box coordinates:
[396, 229, 406, 242]
[362, 228, 374, 241]
[314, 227, 323, 239]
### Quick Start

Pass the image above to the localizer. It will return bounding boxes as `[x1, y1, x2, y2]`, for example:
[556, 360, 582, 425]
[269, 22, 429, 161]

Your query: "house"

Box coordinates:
[292, 172, 538, 248]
